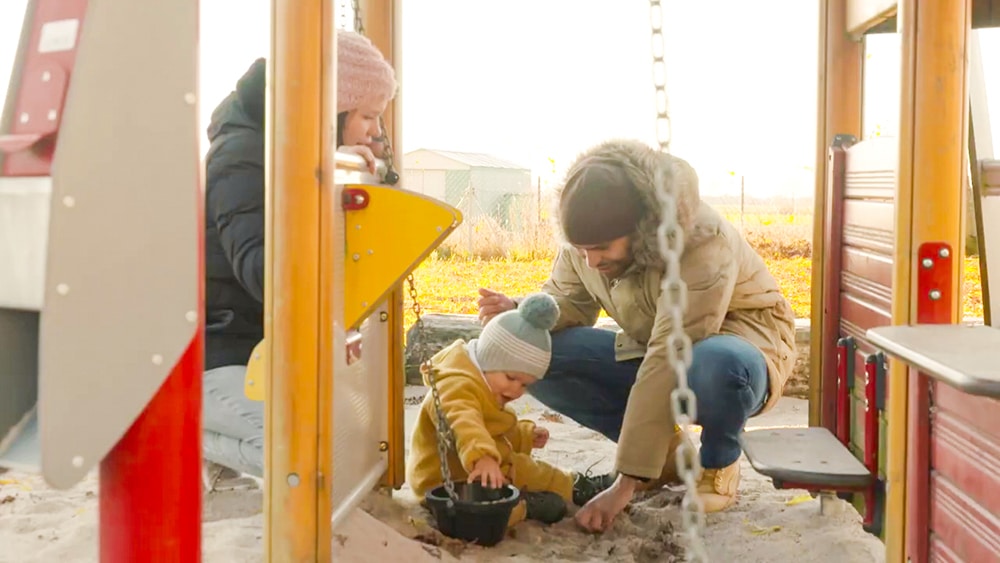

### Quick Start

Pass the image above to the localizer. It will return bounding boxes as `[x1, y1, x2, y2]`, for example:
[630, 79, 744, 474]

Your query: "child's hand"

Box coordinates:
[468, 456, 506, 488]
[532, 426, 550, 449]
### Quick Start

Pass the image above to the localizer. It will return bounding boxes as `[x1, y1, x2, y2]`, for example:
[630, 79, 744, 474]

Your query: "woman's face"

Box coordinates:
[341, 100, 388, 146]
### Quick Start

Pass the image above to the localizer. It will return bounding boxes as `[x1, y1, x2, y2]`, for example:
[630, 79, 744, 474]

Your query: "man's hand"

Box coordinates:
[477, 288, 516, 325]
[468, 456, 506, 489]
[532, 426, 550, 449]
[574, 474, 638, 533]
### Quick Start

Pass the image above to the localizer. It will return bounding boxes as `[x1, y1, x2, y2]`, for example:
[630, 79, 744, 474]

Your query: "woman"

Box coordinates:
[201, 31, 397, 482]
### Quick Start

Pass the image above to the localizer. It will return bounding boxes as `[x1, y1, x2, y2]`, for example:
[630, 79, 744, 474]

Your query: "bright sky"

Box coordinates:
[2, 1, 998, 197]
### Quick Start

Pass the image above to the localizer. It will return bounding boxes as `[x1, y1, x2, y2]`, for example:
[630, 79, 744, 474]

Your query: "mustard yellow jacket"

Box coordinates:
[406, 340, 573, 506]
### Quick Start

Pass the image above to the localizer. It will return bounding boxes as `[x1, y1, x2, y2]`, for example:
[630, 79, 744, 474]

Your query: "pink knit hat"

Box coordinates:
[337, 31, 397, 114]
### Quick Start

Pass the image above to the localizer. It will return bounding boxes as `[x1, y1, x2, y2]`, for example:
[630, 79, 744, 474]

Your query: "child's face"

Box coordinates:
[483, 371, 538, 406]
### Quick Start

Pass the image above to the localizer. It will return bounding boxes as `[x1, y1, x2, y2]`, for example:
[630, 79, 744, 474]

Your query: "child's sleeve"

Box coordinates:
[513, 420, 536, 455]
[437, 379, 501, 471]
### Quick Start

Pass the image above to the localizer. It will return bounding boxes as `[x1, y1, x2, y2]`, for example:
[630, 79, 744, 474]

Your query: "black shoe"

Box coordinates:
[572, 470, 617, 507]
[523, 491, 568, 524]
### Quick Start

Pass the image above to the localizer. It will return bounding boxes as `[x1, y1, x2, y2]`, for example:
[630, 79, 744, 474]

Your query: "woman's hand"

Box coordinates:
[338, 144, 377, 175]
[468, 456, 506, 489]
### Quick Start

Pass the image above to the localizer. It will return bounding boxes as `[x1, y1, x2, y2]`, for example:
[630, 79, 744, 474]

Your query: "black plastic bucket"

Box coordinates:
[425, 482, 521, 546]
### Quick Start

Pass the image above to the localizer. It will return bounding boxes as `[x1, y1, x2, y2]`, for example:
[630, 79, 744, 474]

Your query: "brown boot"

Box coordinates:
[635, 426, 685, 492]
[696, 459, 740, 512]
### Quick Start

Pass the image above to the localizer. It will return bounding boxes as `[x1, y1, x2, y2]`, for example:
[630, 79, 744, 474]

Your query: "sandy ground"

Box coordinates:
[0, 390, 886, 563]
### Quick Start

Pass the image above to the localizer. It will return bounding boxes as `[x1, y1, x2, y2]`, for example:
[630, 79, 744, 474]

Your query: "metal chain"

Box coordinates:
[351, 0, 365, 35]
[649, 2, 708, 561]
[406, 273, 459, 506]
[348, 0, 400, 185]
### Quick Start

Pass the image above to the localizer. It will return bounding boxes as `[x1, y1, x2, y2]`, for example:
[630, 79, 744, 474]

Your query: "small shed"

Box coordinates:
[402, 149, 532, 225]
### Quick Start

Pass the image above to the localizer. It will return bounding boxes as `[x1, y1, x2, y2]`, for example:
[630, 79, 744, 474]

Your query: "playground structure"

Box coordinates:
[740, 0, 1000, 562]
[2, 1, 1000, 563]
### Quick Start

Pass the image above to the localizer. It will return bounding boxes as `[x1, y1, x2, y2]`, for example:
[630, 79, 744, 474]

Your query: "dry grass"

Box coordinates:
[403, 210, 985, 329]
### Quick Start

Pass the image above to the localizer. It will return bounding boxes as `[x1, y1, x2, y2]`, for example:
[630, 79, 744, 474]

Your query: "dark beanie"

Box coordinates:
[559, 159, 644, 245]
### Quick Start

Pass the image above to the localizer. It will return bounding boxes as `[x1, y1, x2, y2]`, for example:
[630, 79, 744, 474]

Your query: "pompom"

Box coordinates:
[517, 293, 560, 331]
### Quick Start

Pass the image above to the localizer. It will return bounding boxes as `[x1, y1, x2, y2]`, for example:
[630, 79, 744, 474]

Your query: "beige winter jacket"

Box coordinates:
[541, 139, 797, 480]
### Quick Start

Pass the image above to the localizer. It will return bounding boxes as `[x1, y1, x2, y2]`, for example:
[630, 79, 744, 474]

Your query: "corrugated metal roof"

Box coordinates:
[414, 149, 528, 170]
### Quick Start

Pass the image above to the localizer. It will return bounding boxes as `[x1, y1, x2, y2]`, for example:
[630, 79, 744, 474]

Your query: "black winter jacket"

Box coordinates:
[203, 59, 267, 370]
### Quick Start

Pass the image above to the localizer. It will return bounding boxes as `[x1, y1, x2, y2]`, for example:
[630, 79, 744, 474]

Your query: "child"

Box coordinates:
[406, 293, 615, 526]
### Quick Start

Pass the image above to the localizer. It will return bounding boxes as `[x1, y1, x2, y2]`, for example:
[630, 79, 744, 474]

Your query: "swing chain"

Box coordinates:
[406, 273, 459, 505]
[349, 0, 400, 185]
[649, 2, 708, 561]
[351, 0, 365, 36]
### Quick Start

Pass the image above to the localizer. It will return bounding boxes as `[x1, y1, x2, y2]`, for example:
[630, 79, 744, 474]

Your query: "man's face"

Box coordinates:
[572, 235, 633, 279]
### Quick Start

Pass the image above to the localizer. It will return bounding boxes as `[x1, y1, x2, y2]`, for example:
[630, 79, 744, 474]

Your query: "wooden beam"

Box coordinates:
[810, 0, 863, 429]
[892, 0, 972, 560]
[265, 0, 334, 560]
[361, 0, 407, 491]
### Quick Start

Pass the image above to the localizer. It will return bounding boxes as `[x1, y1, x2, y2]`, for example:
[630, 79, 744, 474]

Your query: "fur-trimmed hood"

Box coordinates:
[554, 139, 705, 271]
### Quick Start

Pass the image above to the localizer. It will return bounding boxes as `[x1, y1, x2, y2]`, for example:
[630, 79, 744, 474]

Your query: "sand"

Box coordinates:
[0, 392, 886, 563]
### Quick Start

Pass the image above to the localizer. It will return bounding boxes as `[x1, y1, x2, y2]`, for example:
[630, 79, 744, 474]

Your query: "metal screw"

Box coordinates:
[41, 71, 51, 82]
[247, 379, 254, 387]
[184, 92, 196, 105]
[938, 248, 950, 259]
[921, 258, 933, 269]
[47, 109, 57, 121]
[152, 354, 164, 365]
[379, 312, 389, 322]
[56, 283, 69, 295]
[71, 456, 84, 468]
[367, 249, 374, 255]
[62, 196, 75, 208]
[379, 441, 388, 452]
[19, 113, 28, 124]
[185, 311, 197, 323]
[929, 289, 942, 300]
[352, 253, 360, 261]
[287, 473, 300, 487]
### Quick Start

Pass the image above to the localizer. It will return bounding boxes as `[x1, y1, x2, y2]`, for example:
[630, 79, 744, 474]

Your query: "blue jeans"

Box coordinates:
[202, 365, 264, 477]
[528, 328, 769, 469]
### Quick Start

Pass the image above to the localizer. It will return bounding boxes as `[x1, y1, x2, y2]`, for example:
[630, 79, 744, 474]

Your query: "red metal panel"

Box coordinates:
[929, 536, 965, 563]
[822, 141, 850, 433]
[99, 334, 202, 562]
[839, 294, 892, 333]
[0, 0, 88, 176]
[930, 402, 1000, 517]
[933, 382, 1000, 442]
[907, 242, 954, 563]
[841, 247, 894, 293]
[929, 473, 1000, 562]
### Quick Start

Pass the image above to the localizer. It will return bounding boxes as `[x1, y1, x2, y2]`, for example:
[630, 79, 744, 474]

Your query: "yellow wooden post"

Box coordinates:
[265, 0, 335, 560]
[811, 0, 863, 428]
[888, 0, 971, 559]
[363, 0, 408, 490]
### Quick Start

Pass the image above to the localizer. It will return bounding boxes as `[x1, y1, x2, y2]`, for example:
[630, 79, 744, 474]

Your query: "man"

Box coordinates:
[477, 139, 797, 532]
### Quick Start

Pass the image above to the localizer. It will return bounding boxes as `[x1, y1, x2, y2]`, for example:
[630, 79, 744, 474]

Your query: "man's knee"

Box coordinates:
[690, 335, 767, 390]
